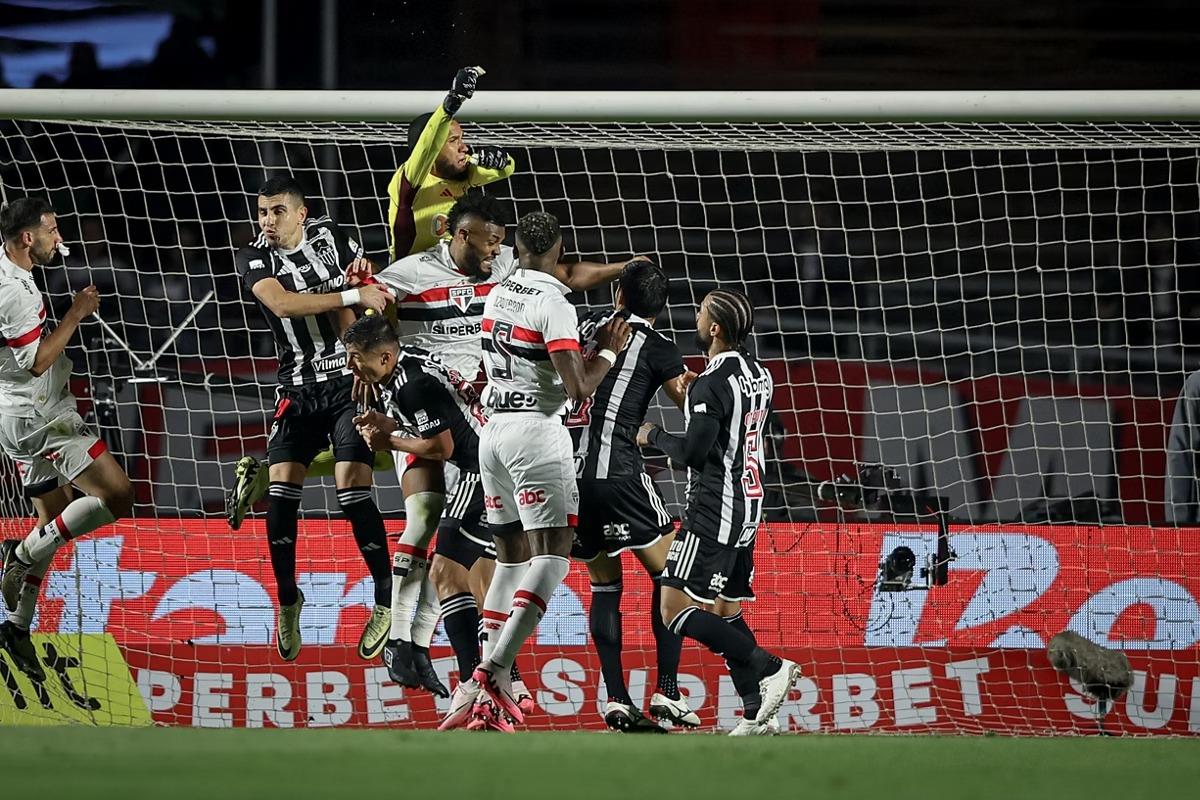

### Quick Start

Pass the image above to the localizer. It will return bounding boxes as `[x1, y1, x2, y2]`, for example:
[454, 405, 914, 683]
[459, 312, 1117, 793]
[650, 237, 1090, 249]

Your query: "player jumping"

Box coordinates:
[341, 313, 493, 698]
[357, 189, 643, 697]
[445, 210, 631, 732]
[225, 65, 511, 527]
[234, 176, 396, 663]
[0, 198, 134, 681]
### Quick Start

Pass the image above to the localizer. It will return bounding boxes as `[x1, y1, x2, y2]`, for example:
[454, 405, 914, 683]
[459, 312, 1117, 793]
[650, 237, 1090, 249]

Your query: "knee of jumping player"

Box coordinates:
[101, 474, 135, 520]
[429, 555, 469, 598]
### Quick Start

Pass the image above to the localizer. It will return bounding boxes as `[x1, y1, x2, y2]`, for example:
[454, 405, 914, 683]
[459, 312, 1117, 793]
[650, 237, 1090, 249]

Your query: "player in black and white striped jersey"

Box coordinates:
[638, 289, 800, 736]
[235, 176, 397, 665]
[568, 259, 701, 732]
[342, 312, 492, 700]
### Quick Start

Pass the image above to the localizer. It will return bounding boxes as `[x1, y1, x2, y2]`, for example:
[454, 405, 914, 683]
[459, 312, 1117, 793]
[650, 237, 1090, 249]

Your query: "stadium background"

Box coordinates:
[1, 0, 1200, 745]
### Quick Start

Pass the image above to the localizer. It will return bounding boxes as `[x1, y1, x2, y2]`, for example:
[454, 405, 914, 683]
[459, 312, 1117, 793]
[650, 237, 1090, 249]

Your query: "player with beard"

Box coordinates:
[386, 65, 514, 260]
[638, 289, 801, 736]
[0, 197, 134, 682]
[358, 189, 643, 699]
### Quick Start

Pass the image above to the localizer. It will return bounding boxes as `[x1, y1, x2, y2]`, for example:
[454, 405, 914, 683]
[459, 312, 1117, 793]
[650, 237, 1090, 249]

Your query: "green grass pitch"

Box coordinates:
[2, 727, 1197, 800]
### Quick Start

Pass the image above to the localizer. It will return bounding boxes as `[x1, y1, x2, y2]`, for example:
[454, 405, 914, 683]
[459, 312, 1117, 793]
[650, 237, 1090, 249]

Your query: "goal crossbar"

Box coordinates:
[3, 89, 1200, 122]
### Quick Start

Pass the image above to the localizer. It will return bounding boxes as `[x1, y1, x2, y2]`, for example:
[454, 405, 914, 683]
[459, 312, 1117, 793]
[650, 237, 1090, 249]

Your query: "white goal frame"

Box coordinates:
[2, 88, 1200, 122]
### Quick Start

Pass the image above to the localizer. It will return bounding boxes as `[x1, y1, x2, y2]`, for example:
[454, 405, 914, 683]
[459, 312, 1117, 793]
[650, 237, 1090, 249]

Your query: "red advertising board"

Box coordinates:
[7, 518, 1200, 733]
[122, 644, 1200, 735]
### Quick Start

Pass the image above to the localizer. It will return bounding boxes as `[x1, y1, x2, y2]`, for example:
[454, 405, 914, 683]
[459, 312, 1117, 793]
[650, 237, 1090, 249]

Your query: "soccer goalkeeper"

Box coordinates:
[227, 65, 513, 528]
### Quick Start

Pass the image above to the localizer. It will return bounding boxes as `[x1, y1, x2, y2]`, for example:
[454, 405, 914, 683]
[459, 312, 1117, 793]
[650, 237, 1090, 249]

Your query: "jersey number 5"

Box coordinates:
[489, 321, 516, 380]
[565, 397, 594, 428]
[741, 408, 767, 499]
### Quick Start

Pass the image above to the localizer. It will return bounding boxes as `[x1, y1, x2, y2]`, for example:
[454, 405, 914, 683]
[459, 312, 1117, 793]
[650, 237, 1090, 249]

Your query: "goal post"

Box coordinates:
[1, 90, 1199, 732]
[4, 88, 1200, 121]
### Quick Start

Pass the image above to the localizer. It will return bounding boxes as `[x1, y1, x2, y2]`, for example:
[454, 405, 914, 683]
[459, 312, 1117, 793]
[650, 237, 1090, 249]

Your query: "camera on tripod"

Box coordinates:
[817, 462, 957, 592]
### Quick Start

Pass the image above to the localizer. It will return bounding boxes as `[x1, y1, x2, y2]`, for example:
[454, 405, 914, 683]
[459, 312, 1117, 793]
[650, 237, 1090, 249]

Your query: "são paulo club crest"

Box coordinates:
[449, 285, 475, 312]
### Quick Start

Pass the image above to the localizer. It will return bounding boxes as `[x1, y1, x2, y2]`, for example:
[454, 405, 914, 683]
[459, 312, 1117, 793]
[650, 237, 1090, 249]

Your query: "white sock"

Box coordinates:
[488, 554, 569, 671]
[411, 572, 441, 648]
[389, 491, 443, 640]
[17, 496, 114, 564]
[480, 559, 530, 662]
[8, 528, 50, 629]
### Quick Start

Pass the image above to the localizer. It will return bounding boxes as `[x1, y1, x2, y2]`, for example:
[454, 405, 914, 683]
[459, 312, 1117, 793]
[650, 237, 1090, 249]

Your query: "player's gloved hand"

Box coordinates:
[443, 65, 486, 115]
[356, 284, 395, 314]
[594, 315, 632, 354]
[467, 145, 509, 170]
[67, 285, 100, 321]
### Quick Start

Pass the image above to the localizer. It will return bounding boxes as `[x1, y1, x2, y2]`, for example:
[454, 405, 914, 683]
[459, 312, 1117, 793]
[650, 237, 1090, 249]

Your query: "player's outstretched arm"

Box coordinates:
[251, 277, 393, 319]
[550, 316, 631, 401]
[555, 255, 650, 293]
[397, 66, 487, 190]
[28, 286, 97, 377]
[638, 414, 722, 470]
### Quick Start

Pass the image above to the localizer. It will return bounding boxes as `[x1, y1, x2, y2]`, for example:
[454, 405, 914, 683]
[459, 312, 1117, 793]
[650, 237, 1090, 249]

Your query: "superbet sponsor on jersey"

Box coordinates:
[12, 518, 1200, 733]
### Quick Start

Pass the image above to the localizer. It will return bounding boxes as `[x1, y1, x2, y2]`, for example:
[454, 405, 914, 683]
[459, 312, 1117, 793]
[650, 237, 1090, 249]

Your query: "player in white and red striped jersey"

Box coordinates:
[0, 198, 134, 681]
[442, 210, 631, 732]
[356, 190, 640, 700]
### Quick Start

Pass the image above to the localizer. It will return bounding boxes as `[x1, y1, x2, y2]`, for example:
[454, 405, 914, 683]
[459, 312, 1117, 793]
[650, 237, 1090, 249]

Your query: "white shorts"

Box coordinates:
[395, 451, 461, 497]
[0, 400, 106, 495]
[479, 414, 578, 532]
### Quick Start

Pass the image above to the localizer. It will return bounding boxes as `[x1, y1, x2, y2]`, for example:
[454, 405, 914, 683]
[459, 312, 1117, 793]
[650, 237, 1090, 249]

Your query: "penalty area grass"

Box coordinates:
[1, 727, 1196, 800]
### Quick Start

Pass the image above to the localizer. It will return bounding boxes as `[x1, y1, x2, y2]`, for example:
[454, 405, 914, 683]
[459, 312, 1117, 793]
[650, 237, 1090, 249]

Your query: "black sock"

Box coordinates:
[337, 486, 392, 606]
[651, 575, 681, 700]
[590, 580, 631, 705]
[510, 661, 523, 683]
[266, 482, 303, 607]
[441, 592, 481, 678]
[725, 612, 763, 719]
[669, 606, 778, 678]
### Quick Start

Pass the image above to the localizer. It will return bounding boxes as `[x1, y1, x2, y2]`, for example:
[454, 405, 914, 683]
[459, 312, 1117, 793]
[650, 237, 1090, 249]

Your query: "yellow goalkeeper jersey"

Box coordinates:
[386, 105, 515, 259]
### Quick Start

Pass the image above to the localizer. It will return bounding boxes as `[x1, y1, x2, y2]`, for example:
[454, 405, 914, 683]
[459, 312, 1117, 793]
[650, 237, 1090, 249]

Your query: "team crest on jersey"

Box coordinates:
[310, 234, 340, 268]
[449, 285, 475, 312]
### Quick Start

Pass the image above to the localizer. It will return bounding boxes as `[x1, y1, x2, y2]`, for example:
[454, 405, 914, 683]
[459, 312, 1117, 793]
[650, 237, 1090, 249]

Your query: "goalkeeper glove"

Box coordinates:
[443, 65, 486, 116]
[468, 145, 509, 170]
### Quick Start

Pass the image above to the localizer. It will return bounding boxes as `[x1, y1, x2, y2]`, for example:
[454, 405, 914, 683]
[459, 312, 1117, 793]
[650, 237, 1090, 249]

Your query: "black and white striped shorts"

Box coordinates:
[572, 474, 676, 561]
[661, 528, 755, 604]
[434, 471, 495, 568]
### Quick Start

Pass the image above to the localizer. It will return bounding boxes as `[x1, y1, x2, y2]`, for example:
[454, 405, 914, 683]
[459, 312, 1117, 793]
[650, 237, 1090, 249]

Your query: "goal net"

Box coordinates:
[1, 98, 1198, 733]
